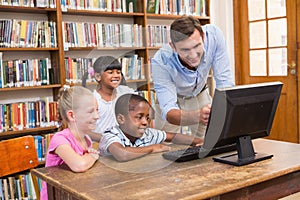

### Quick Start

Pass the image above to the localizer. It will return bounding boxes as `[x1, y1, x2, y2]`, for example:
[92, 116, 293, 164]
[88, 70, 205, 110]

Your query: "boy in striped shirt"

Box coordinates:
[99, 93, 203, 162]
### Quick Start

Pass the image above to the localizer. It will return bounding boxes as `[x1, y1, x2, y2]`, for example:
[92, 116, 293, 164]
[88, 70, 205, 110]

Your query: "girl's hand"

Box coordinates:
[87, 148, 100, 160]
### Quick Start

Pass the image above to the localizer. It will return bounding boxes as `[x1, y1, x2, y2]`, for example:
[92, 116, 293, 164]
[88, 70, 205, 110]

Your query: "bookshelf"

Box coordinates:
[0, 0, 211, 178]
[0, 0, 211, 198]
[0, 7, 61, 139]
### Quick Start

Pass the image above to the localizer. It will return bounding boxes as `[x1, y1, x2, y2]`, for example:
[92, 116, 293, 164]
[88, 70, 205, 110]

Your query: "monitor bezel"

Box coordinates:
[201, 81, 283, 166]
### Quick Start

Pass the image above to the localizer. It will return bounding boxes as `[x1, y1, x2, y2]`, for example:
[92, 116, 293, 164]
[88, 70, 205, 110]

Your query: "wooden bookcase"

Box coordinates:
[0, 0, 211, 172]
[0, 0, 211, 198]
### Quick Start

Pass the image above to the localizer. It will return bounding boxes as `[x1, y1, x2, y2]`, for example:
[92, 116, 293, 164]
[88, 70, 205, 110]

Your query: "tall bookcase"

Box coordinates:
[0, 0, 210, 174]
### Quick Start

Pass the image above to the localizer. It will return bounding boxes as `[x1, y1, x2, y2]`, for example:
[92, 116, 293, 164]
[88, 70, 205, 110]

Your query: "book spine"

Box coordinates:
[28, 173, 37, 200]
[0, 52, 2, 88]
[34, 135, 44, 161]
[35, 101, 40, 127]
[19, 102, 24, 130]
[19, 175, 26, 199]
[24, 174, 30, 199]
[0, 179, 4, 200]
[40, 100, 46, 127]
[0, 104, 3, 133]
[8, 177, 15, 200]
[7, 61, 14, 88]
[40, 59, 48, 85]
[2, 179, 9, 200]
[15, 179, 21, 200]
[7, 104, 13, 131]
[19, 60, 24, 87]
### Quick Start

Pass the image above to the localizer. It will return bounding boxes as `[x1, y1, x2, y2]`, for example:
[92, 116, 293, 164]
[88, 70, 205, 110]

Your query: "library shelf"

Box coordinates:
[0, 1, 211, 185]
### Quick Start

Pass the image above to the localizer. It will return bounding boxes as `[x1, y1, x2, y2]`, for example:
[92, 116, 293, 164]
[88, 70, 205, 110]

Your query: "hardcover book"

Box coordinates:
[126, 0, 136, 12]
[147, 0, 157, 13]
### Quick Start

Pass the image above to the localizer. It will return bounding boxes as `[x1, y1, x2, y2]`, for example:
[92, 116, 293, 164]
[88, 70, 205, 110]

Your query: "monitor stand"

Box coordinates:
[213, 136, 273, 166]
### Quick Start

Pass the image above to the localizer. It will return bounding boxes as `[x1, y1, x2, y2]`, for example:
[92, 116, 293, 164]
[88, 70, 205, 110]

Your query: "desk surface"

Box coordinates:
[32, 139, 300, 200]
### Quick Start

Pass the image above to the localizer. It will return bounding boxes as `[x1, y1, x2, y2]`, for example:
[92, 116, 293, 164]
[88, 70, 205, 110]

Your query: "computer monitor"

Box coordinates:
[201, 81, 283, 166]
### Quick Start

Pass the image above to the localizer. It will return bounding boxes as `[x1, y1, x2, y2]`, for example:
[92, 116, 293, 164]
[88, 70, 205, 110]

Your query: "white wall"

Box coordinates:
[210, 0, 235, 75]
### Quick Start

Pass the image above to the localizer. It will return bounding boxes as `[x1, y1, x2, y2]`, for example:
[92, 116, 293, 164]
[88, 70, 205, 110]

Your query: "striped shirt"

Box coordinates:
[93, 85, 135, 135]
[151, 24, 235, 120]
[99, 126, 166, 156]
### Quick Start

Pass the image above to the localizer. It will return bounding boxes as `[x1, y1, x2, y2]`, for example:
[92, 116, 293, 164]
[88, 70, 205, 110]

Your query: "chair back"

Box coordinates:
[0, 136, 39, 177]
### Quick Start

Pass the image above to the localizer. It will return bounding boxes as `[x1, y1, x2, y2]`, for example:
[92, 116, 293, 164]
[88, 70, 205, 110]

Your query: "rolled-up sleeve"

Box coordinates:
[151, 54, 179, 121]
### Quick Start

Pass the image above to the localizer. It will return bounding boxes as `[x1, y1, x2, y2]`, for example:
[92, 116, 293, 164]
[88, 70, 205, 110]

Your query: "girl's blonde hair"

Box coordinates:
[57, 85, 93, 129]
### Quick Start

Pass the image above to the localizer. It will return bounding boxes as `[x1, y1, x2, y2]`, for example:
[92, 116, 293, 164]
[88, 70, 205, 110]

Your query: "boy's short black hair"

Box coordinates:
[115, 94, 151, 117]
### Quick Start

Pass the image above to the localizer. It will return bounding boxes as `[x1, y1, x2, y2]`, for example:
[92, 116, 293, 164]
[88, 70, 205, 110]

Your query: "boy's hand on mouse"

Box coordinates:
[151, 144, 171, 153]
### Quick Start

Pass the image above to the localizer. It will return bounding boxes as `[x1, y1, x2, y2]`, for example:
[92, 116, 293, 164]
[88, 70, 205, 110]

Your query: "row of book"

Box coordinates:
[147, 0, 207, 16]
[34, 134, 54, 162]
[0, 99, 58, 133]
[147, 25, 170, 47]
[0, 172, 39, 200]
[63, 22, 172, 49]
[137, 90, 156, 107]
[64, 54, 146, 84]
[64, 57, 95, 84]
[120, 55, 145, 81]
[61, 0, 137, 13]
[63, 22, 143, 49]
[0, 19, 57, 48]
[0, 0, 207, 16]
[0, 56, 53, 88]
[0, 0, 56, 8]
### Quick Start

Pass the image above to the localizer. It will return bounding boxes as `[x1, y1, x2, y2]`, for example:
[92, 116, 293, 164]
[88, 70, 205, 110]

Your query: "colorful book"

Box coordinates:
[147, 0, 156, 13]
[40, 59, 48, 85]
[15, 179, 21, 200]
[0, 52, 2, 88]
[27, 173, 37, 200]
[8, 177, 16, 200]
[0, 179, 4, 200]
[34, 135, 44, 162]
[7, 60, 14, 88]
[19, 20, 27, 47]
[18, 174, 27, 199]
[2, 179, 9, 200]
[0, 104, 3, 132]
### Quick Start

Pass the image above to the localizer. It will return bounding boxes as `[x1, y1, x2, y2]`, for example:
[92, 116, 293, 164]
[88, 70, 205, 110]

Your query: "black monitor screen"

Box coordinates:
[202, 81, 282, 166]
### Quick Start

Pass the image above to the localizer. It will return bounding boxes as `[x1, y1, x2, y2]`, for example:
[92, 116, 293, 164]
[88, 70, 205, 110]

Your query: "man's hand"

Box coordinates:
[167, 104, 212, 126]
[199, 104, 211, 125]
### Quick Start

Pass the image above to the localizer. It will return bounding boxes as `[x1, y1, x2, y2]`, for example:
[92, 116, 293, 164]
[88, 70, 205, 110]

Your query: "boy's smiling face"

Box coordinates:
[118, 101, 151, 140]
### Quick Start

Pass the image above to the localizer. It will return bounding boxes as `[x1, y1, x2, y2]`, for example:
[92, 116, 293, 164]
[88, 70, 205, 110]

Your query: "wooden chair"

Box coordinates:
[0, 135, 41, 199]
[0, 135, 39, 177]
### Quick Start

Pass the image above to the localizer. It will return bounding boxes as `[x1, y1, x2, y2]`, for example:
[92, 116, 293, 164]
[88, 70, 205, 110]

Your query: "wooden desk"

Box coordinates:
[32, 139, 300, 200]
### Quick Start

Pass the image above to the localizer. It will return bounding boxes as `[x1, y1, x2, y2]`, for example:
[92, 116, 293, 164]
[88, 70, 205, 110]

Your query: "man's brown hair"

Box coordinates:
[170, 16, 204, 44]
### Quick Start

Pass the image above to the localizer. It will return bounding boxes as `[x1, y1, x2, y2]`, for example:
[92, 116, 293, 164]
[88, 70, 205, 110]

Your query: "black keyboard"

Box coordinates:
[162, 144, 237, 162]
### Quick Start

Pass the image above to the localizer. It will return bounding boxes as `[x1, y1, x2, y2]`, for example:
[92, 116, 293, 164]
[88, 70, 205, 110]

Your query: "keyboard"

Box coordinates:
[162, 144, 237, 162]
